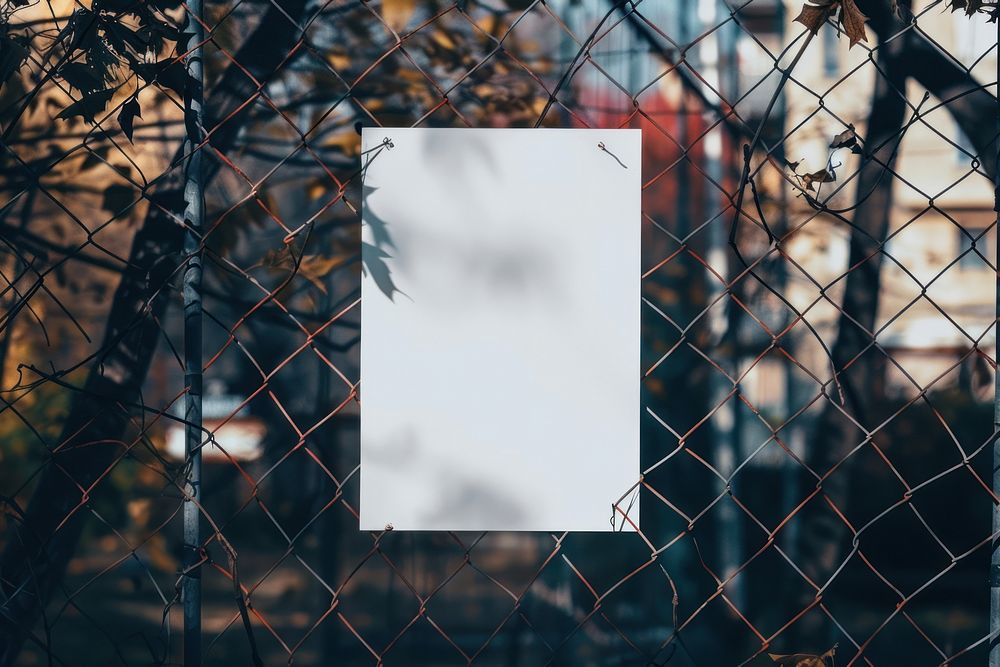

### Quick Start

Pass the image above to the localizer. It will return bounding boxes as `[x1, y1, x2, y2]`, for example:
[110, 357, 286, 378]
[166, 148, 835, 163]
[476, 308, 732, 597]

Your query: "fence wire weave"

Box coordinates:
[0, 0, 999, 665]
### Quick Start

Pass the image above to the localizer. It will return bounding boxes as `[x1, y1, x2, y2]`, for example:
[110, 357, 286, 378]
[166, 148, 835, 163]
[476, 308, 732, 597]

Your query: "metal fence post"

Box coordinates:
[702, 0, 744, 609]
[990, 19, 1000, 667]
[181, 0, 205, 663]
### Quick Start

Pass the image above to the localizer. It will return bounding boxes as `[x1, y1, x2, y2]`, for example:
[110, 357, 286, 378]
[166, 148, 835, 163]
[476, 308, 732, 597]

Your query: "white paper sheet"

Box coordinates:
[360, 127, 641, 532]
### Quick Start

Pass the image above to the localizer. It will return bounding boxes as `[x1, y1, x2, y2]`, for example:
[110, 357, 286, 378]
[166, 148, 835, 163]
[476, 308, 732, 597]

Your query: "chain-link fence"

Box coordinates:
[0, 0, 998, 664]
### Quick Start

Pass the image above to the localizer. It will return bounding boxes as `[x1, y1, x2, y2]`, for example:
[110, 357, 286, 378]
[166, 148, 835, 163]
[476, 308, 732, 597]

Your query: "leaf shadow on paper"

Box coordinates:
[361, 183, 406, 301]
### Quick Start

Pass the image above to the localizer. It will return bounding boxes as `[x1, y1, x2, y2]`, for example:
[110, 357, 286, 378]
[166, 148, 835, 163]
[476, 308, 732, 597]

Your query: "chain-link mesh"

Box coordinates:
[0, 0, 998, 664]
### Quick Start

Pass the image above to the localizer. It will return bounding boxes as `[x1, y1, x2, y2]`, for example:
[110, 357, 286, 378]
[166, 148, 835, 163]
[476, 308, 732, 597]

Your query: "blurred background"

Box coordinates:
[0, 0, 997, 664]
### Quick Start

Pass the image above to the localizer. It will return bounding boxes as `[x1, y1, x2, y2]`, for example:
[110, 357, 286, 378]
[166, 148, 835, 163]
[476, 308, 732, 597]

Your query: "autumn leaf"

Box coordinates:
[794, 0, 836, 34]
[795, 0, 867, 47]
[327, 50, 350, 71]
[381, 0, 416, 33]
[260, 245, 293, 270]
[769, 642, 837, 666]
[840, 0, 869, 47]
[829, 123, 862, 153]
[307, 179, 327, 200]
[768, 654, 827, 667]
[802, 167, 836, 192]
[258, 245, 347, 292]
[297, 254, 348, 292]
[430, 29, 457, 50]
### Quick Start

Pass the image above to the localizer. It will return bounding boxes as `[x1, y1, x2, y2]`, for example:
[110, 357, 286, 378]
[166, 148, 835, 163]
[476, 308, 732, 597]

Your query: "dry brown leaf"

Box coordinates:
[768, 655, 826, 667]
[794, 0, 836, 34]
[829, 124, 857, 149]
[260, 247, 346, 292]
[796, 0, 867, 46]
[769, 642, 837, 666]
[840, 0, 869, 47]
[298, 254, 348, 292]
[802, 168, 836, 191]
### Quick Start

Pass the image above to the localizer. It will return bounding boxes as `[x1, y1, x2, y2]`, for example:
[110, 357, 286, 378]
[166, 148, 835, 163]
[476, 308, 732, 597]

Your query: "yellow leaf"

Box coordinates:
[475, 14, 505, 36]
[382, 0, 416, 33]
[398, 68, 426, 84]
[430, 29, 456, 50]
[298, 254, 348, 292]
[769, 642, 837, 667]
[323, 131, 361, 157]
[327, 51, 350, 70]
[308, 180, 327, 200]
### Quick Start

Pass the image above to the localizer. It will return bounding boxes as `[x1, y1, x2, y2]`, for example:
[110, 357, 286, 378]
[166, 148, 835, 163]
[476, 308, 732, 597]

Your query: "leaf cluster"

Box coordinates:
[794, 0, 869, 47]
[796, 0, 999, 50]
[4, 0, 184, 138]
[769, 642, 838, 666]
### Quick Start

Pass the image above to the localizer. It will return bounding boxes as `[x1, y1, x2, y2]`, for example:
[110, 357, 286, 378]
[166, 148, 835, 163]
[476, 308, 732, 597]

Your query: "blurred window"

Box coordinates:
[957, 226, 993, 270]
[953, 11, 995, 67]
[822, 24, 839, 77]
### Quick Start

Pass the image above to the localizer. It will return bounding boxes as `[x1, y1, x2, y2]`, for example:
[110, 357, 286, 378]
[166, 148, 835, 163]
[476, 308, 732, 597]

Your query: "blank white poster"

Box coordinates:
[360, 127, 641, 532]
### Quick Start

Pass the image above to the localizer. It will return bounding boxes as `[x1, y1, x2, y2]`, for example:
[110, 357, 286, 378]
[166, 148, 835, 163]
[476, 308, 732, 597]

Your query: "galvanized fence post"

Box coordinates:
[990, 19, 1000, 667]
[181, 0, 205, 663]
